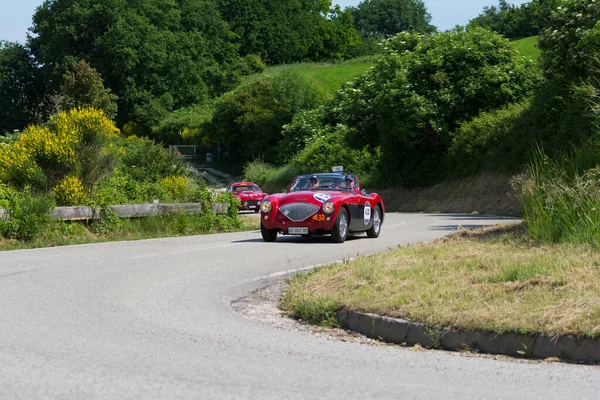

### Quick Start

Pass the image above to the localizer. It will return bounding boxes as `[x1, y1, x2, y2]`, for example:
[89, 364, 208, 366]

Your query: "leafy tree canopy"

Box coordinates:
[350, 0, 435, 38]
[29, 0, 243, 132]
[216, 0, 359, 64]
[0, 41, 43, 134]
[210, 70, 323, 165]
[538, 0, 600, 81]
[470, 0, 560, 39]
[333, 27, 541, 184]
[52, 60, 118, 120]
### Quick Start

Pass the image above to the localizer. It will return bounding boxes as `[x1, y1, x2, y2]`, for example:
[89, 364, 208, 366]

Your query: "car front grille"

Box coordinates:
[279, 203, 320, 222]
[243, 200, 260, 207]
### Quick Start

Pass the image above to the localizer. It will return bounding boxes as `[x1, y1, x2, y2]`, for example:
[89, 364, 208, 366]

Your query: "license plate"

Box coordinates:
[288, 227, 308, 235]
[249, 205, 257, 208]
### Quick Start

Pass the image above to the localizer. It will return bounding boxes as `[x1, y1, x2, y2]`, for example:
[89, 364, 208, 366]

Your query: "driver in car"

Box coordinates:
[309, 175, 319, 189]
[345, 175, 356, 190]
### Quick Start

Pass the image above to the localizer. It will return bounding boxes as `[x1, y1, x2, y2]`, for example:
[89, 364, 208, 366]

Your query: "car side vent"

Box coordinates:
[279, 203, 320, 222]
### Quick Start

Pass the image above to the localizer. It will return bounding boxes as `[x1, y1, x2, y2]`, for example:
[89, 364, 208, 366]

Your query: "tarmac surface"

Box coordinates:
[1, 213, 599, 399]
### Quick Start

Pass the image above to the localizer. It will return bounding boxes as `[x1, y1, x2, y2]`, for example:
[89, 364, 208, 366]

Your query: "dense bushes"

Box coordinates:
[210, 70, 323, 166]
[0, 108, 119, 197]
[332, 27, 540, 185]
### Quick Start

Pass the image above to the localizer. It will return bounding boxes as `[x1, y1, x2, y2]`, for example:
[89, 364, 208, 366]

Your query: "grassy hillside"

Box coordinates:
[513, 36, 540, 61]
[258, 57, 376, 99]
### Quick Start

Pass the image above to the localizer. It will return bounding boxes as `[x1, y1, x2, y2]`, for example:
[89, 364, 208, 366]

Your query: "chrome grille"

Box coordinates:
[279, 203, 320, 222]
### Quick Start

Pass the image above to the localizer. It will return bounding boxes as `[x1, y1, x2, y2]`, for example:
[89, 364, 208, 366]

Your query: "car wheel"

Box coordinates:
[366, 205, 382, 238]
[331, 208, 349, 243]
[261, 222, 278, 242]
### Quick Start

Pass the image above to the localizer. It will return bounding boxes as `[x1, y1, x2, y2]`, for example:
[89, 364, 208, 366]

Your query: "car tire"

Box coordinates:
[366, 205, 382, 238]
[331, 208, 349, 243]
[261, 222, 278, 242]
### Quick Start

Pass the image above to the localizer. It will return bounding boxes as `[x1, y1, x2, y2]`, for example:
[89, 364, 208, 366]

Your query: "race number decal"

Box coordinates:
[364, 201, 371, 225]
[313, 193, 333, 203]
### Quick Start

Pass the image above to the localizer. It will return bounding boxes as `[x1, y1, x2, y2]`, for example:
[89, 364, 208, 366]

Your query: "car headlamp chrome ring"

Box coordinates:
[322, 201, 335, 214]
[260, 200, 272, 213]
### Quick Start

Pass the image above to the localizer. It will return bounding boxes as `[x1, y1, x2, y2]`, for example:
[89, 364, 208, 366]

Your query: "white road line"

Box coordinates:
[249, 258, 356, 282]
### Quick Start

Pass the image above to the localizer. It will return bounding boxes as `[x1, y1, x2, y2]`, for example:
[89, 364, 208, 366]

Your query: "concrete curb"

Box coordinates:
[336, 310, 600, 363]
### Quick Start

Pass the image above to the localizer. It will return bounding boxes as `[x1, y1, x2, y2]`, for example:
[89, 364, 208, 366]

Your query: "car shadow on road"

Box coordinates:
[427, 213, 521, 221]
[231, 234, 366, 244]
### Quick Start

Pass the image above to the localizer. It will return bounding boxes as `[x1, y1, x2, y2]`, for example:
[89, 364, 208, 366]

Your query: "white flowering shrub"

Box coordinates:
[538, 0, 600, 80]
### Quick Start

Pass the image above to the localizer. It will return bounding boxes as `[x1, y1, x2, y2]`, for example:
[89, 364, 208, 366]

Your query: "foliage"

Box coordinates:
[29, 0, 243, 133]
[515, 146, 600, 245]
[0, 190, 54, 241]
[280, 107, 329, 159]
[53, 175, 87, 206]
[350, 0, 435, 38]
[243, 160, 298, 193]
[210, 70, 323, 165]
[290, 125, 377, 178]
[0, 41, 43, 134]
[52, 60, 118, 120]
[115, 136, 183, 184]
[241, 54, 266, 75]
[152, 104, 214, 145]
[216, 0, 359, 64]
[0, 108, 119, 197]
[333, 27, 540, 185]
[470, 0, 560, 39]
[538, 0, 600, 81]
[448, 101, 532, 176]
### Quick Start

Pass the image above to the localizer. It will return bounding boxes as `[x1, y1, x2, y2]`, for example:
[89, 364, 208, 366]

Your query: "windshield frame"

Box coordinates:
[290, 173, 358, 193]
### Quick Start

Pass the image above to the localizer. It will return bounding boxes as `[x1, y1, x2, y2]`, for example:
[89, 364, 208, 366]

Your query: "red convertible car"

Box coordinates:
[259, 173, 384, 243]
[227, 181, 267, 212]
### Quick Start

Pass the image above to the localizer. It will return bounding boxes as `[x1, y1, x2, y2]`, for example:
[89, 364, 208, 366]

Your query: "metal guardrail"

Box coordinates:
[0, 202, 229, 221]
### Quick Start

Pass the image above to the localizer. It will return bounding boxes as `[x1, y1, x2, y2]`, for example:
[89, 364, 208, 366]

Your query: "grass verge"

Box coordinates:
[0, 214, 260, 251]
[281, 223, 600, 338]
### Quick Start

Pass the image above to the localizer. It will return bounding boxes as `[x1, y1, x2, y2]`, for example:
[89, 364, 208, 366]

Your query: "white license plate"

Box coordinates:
[288, 227, 308, 235]
[249, 205, 257, 208]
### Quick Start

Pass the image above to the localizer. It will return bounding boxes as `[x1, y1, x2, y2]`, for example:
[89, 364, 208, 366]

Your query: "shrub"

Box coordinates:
[0, 191, 54, 241]
[53, 175, 87, 206]
[333, 27, 541, 185]
[0, 107, 119, 193]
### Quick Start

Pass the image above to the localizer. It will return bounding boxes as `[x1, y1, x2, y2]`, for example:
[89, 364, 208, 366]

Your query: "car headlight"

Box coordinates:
[260, 200, 272, 213]
[322, 201, 335, 214]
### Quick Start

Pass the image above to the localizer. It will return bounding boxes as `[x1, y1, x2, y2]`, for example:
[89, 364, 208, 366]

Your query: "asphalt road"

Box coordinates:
[0, 213, 598, 399]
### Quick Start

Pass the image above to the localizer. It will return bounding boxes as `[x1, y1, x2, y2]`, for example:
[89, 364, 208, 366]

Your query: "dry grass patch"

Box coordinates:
[379, 173, 521, 216]
[281, 223, 600, 337]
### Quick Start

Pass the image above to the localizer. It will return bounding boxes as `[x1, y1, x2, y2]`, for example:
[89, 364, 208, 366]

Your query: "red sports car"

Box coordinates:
[259, 173, 384, 243]
[227, 182, 267, 212]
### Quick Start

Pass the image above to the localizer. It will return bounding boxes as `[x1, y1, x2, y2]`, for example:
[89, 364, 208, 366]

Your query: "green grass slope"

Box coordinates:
[259, 57, 376, 99]
[513, 36, 540, 61]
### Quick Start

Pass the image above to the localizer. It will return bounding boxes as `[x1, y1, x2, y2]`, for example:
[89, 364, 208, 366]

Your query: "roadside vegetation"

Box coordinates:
[281, 224, 600, 338]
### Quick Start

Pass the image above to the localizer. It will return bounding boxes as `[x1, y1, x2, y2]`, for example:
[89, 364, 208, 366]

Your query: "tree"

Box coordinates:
[29, 0, 242, 133]
[470, 0, 561, 39]
[210, 70, 323, 165]
[0, 41, 43, 134]
[350, 0, 435, 38]
[53, 60, 118, 119]
[333, 28, 540, 184]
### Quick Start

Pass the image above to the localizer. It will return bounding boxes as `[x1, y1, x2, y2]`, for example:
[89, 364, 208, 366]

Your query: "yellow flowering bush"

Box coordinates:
[0, 107, 120, 192]
[161, 175, 187, 200]
[53, 176, 86, 206]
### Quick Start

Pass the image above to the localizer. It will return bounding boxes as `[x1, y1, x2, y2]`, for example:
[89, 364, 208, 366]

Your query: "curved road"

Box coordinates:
[0, 213, 598, 399]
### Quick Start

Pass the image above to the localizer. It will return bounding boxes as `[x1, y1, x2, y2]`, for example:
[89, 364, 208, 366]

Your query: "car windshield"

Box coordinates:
[290, 174, 356, 192]
[232, 185, 260, 192]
